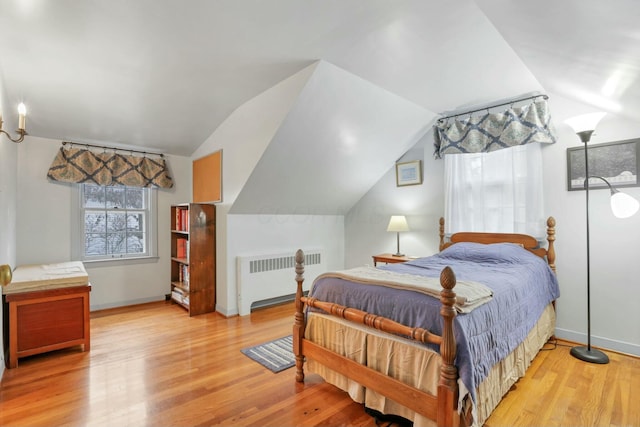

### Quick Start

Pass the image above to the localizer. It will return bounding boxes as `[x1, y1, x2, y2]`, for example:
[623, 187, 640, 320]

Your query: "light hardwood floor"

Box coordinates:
[0, 300, 638, 427]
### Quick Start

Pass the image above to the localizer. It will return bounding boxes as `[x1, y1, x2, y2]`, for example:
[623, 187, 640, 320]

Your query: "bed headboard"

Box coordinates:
[438, 216, 556, 272]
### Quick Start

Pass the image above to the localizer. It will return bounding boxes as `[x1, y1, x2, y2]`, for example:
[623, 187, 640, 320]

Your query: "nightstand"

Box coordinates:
[372, 253, 411, 266]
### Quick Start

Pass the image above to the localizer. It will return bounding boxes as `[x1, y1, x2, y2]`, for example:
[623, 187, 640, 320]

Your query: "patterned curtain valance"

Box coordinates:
[433, 98, 557, 159]
[47, 145, 174, 188]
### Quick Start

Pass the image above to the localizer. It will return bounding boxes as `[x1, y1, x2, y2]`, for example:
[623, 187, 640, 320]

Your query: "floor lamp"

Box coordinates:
[565, 112, 640, 364]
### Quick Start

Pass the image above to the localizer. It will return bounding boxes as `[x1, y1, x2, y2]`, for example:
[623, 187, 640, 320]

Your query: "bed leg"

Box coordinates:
[293, 249, 306, 383]
[438, 266, 460, 427]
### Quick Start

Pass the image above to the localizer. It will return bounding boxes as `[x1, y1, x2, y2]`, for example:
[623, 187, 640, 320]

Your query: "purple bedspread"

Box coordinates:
[307, 242, 560, 402]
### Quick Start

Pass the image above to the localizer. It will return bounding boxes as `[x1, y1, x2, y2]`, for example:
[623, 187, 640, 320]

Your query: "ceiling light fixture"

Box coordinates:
[0, 102, 28, 143]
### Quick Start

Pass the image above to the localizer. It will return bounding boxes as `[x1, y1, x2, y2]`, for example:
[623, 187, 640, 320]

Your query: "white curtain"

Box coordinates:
[444, 143, 546, 238]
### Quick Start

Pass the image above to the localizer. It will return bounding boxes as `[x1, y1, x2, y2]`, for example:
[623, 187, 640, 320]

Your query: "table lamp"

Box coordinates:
[387, 215, 409, 257]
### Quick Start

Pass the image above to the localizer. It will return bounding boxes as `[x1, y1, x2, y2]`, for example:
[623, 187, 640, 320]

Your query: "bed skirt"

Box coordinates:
[304, 303, 556, 427]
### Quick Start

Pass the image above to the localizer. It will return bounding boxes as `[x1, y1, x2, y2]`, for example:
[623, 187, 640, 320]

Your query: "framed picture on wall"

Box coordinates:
[396, 160, 422, 187]
[566, 138, 640, 191]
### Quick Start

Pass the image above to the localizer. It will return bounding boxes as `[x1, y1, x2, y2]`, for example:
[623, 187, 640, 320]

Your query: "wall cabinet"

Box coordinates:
[170, 203, 216, 316]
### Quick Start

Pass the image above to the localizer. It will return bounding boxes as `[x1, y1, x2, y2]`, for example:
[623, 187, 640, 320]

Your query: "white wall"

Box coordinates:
[543, 95, 640, 356]
[191, 63, 320, 316]
[346, 100, 640, 357]
[228, 214, 344, 316]
[15, 136, 192, 310]
[345, 134, 443, 268]
[7, 78, 638, 358]
[0, 81, 18, 376]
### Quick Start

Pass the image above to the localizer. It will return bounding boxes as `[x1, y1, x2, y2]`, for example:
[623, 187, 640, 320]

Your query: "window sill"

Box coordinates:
[81, 256, 160, 267]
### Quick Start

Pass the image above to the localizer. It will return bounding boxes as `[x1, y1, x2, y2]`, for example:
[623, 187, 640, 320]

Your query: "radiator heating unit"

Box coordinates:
[236, 249, 324, 316]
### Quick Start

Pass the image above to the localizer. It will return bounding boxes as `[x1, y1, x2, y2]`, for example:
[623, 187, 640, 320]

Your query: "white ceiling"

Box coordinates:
[476, 0, 640, 119]
[2, 0, 615, 155]
[1, 0, 639, 212]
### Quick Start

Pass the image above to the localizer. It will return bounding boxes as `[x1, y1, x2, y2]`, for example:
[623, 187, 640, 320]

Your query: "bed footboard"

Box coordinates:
[293, 249, 461, 427]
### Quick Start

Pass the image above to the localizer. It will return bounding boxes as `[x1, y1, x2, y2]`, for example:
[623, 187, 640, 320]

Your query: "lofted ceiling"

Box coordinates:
[3, 0, 638, 155]
[229, 60, 435, 214]
[1, 0, 639, 213]
[6, 0, 637, 155]
[475, 0, 640, 119]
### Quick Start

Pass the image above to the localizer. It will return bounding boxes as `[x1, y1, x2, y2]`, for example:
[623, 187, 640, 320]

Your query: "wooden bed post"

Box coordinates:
[439, 217, 446, 251]
[293, 249, 306, 382]
[438, 266, 459, 427]
[546, 216, 556, 273]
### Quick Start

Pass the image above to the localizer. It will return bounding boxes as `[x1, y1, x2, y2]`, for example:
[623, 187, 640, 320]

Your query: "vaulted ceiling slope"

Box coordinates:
[475, 0, 640, 121]
[230, 60, 434, 215]
[0, 0, 545, 156]
[2, 1, 639, 215]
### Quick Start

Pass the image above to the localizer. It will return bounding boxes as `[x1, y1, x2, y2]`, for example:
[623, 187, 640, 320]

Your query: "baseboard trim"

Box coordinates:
[555, 328, 640, 358]
[250, 292, 296, 311]
[216, 291, 308, 318]
[90, 295, 165, 312]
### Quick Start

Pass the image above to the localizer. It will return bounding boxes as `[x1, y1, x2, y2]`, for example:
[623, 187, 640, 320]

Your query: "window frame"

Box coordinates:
[443, 143, 546, 239]
[72, 184, 158, 264]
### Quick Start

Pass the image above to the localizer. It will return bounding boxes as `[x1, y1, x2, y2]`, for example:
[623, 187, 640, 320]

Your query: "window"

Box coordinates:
[73, 184, 157, 262]
[444, 143, 546, 238]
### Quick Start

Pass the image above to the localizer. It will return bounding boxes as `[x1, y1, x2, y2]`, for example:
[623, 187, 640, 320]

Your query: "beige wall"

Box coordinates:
[15, 136, 192, 310]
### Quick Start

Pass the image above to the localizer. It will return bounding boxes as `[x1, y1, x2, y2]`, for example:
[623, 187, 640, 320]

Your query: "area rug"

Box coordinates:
[241, 335, 295, 373]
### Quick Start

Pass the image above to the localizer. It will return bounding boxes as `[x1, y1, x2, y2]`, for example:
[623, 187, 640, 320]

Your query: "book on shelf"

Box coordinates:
[174, 208, 190, 232]
[175, 265, 190, 290]
[182, 265, 190, 288]
[182, 209, 189, 231]
[176, 238, 188, 258]
[171, 289, 186, 305]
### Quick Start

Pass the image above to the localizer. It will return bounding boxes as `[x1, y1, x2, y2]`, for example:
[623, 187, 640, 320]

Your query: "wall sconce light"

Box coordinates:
[387, 215, 409, 257]
[0, 102, 28, 143]
[565, 112, 639, 365]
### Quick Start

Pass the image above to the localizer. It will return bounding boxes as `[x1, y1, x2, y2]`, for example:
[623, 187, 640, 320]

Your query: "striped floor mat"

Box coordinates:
[240, 335, 295, 373]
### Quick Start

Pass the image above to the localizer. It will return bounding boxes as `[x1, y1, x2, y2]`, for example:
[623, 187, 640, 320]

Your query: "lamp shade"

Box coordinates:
[564, 112, 607, 133]
[387, 215, 409, 232]
[610, 191, 640, 218]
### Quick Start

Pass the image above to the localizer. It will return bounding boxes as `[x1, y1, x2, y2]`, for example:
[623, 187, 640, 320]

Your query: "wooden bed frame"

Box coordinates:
[293, 217, 556, 427]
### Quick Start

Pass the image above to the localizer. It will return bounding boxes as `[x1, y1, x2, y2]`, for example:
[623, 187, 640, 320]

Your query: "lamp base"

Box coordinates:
[392, 253, 405, 257]
[570, 345, 609, 364]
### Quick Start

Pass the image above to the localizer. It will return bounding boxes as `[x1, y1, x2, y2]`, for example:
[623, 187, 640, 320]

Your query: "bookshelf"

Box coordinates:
[170, 203, 216, 316]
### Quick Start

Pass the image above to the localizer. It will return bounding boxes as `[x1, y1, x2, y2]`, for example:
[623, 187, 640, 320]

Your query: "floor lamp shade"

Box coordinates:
[564, 112, 607, 134]
[387, 215, 409, 257]
[610, 190, 640, 218]
[564, 111, 639, 364]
